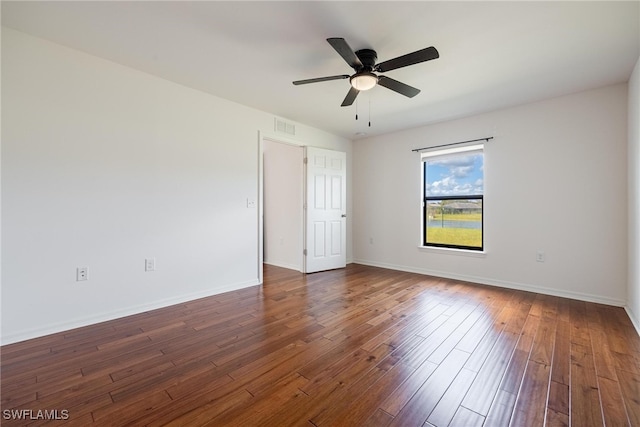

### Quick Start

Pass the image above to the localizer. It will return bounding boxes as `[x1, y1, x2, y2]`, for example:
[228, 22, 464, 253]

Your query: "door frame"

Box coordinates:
[257, 131, 307, 284]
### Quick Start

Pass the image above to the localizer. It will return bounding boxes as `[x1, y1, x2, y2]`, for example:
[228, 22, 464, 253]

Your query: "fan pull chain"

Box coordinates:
[368, 97, 371, 127]
[355, 100, 358, 121]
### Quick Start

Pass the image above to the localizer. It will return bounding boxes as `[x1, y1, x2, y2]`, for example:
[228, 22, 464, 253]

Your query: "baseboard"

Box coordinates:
[264, 261, 302, 272]
[352, 259, 627, 308]
[1, 278, 260, 346]
[625, 306, 640, 338]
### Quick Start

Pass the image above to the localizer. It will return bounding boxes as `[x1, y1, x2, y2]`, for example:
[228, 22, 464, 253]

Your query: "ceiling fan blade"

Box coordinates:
[375, 46, 439, 73]
[377, 76, 421, 98]
[327, 38, 363, 70]
[293, 75, 350, 85]
[341, 87, 360, 107]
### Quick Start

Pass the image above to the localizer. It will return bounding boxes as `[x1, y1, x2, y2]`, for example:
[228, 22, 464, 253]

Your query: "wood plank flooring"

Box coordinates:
[1, 264, 639, 426]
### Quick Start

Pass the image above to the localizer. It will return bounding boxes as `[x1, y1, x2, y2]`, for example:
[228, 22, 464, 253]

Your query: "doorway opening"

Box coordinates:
[262, 139, 304, 272]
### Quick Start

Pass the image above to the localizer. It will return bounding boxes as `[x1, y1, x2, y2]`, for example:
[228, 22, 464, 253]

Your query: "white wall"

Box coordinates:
[263, 140, 304, 271]
[354, 84, 628, 306]
[1, 28, 351, 344]
[628, 56, 640, 333]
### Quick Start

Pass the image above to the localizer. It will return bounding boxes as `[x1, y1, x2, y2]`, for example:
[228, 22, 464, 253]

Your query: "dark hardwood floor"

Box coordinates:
[1, 264, 639, 426]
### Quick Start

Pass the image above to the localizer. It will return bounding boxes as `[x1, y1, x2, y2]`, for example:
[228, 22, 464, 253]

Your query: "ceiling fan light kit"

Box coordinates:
[350, 72, 378, 91]
[293, 37, 439, 107]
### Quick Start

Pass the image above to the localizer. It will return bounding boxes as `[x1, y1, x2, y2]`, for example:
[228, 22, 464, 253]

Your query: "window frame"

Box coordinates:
[421, 145, 484, 252]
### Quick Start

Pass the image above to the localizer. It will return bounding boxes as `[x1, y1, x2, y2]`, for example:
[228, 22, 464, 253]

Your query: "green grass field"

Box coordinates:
[429, 213, 482, 222]
[426, 213, 482, 247]
[426, 227, 482, 247]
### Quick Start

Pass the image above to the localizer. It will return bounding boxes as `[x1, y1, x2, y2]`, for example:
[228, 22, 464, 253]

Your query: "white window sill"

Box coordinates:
[418, 246, 487, 258]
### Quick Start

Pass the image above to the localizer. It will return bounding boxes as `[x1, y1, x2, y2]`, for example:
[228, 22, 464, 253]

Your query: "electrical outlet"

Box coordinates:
[76, 267, 88, 281]
[145, 258, 156, 272]
[536, 251, 545, 262]
[246, 198, 256, 208]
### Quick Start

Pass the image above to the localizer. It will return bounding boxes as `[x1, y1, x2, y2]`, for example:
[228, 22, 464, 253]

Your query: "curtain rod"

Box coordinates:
[411, 136, 494, 153]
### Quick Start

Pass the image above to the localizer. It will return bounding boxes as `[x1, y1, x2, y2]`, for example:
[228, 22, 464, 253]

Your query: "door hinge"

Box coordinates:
[303, 157, 308, 164]
[303, 249, 307, 256]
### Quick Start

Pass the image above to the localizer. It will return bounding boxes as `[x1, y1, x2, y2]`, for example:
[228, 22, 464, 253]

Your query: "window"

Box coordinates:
[422, 144, 484, 251]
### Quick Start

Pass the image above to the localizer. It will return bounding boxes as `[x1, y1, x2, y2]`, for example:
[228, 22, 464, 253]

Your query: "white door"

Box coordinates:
[305, 147, 347, 273]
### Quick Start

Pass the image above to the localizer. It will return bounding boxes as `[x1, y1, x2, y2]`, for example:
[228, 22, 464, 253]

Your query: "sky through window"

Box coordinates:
[425, 152, 483, 197]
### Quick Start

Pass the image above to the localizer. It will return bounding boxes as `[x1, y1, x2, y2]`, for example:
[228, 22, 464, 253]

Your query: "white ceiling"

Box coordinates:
[2, 1, 639, 139]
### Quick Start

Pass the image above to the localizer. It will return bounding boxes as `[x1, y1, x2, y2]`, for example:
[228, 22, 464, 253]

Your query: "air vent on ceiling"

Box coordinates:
[275, 118, 296, 136]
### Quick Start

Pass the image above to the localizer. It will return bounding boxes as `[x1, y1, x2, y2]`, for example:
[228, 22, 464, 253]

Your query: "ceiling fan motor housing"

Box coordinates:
[355, 49, 378, 71]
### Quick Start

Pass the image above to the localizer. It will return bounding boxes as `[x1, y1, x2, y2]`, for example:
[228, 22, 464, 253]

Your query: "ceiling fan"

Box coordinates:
[293, 38, 439, 107]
